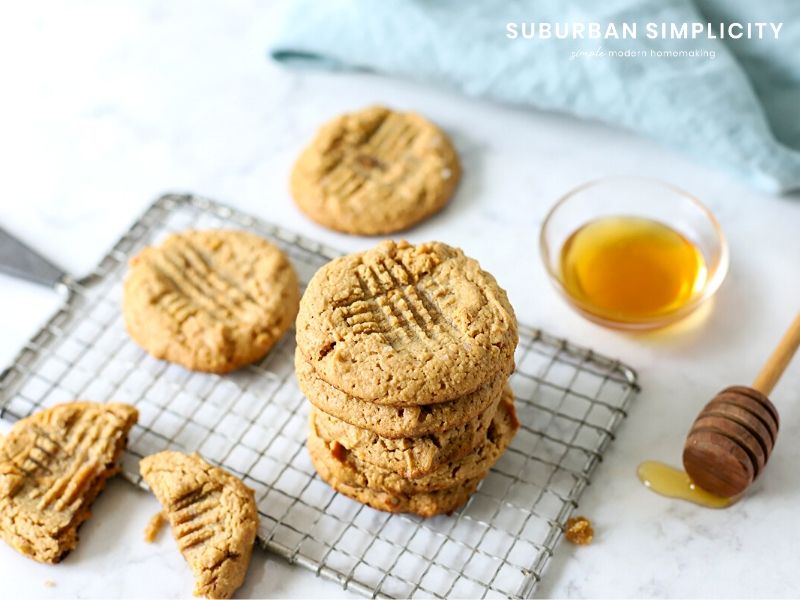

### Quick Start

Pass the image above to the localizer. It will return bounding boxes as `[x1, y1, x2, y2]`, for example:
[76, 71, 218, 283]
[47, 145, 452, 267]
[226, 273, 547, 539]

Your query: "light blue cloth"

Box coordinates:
[268, 0, 800, 194]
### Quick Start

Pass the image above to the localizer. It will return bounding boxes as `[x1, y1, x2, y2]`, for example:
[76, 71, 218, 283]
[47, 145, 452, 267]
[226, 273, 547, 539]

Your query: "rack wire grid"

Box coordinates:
[0, 194, 638, 599]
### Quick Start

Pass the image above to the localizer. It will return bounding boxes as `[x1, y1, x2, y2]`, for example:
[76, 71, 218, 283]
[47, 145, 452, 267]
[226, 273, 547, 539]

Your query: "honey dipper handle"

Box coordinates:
[752, 312, 800, 396]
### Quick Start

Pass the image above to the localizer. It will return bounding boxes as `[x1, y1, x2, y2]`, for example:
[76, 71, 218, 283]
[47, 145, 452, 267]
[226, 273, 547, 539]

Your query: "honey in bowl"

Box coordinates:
[559, 216, 708, 324]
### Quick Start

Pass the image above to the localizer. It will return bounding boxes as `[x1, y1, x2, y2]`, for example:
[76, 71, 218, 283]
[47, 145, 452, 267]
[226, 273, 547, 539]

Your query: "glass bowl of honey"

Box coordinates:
[540, 177, 729, 330]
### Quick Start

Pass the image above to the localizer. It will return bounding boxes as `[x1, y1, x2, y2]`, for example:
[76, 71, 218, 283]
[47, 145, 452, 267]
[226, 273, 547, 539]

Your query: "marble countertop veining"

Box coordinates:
[2, 2, 800, 598]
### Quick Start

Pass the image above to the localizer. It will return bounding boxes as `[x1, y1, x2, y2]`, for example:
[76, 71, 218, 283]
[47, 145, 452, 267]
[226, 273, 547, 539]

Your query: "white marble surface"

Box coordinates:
[2, 2, 800, 598]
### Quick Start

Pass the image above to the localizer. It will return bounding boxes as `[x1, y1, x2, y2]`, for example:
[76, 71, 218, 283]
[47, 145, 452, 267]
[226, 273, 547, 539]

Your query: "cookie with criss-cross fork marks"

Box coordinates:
[296, 240, 518, 405]
[140, 451, 258, 600]
[0, 402, 138, 563]
[123, 229, 300, 373]
[290, 105, 460, 235]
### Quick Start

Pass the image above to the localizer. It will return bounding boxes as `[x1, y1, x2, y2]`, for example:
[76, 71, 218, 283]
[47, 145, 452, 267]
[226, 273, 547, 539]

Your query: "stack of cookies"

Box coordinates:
[295, 240, 519, 517]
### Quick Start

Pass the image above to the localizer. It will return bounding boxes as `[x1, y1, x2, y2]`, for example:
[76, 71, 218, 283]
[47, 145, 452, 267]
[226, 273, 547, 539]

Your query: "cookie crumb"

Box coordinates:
[564, 516, 594, 545]
[143, 511, 166, 543]
[44, 580, 56, 588]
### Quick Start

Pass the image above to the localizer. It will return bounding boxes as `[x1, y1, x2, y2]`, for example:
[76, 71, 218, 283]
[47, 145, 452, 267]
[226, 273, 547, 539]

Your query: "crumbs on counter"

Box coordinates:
[44, 580, 56, 588]
[564, 515, 594, 545]
[143, 511, 166, 543]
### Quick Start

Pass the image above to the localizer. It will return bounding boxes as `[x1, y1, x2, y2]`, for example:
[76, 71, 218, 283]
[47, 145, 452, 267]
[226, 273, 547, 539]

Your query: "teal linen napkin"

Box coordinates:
[268, 0, 800, 194]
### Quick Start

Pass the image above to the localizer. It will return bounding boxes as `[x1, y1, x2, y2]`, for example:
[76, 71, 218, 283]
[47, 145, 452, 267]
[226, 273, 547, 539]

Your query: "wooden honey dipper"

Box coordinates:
[683, 312, 800, 498]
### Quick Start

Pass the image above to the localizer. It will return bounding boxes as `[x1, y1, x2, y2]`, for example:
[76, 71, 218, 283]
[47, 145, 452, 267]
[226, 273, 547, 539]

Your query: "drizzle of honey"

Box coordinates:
[637, 461, 737, 509]
[559, 216, 707, 323]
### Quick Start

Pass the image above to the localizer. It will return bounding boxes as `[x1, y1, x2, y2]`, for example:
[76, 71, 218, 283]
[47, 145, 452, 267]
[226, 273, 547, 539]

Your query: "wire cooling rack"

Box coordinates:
[0, 194, 638, 598]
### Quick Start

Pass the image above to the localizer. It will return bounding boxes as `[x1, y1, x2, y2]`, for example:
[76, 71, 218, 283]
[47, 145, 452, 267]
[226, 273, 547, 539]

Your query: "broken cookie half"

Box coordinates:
[0, 401, 138, 563]
[140, 451, 259, 599]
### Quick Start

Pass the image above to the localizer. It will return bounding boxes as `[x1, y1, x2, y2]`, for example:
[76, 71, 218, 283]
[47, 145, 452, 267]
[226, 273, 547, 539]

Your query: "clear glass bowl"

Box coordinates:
[540, 176, 729, 330]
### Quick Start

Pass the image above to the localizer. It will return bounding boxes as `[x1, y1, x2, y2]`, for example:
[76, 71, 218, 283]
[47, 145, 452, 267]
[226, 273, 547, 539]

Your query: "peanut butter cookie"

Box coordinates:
[295, 349, 508, 438]
[0, 402, 138, 563]
[140, 451, 258, 600]
[315, 464, 482, 517]
[290, 105, 460, 235]
[308, 387, 518, 496]
[124, 229, 299, 373]
[310, 386, 502, 478]
[296, 240, 518, 405]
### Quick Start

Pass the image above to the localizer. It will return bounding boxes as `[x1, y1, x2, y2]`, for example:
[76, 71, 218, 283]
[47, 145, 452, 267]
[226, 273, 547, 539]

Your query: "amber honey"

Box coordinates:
[637, 461, 736, 509]
[559, 216, 707, 323]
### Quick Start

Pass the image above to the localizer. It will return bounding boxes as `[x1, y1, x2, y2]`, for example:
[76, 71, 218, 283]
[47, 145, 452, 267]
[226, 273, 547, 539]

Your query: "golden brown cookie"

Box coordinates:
[290, 105, 460, 235]
[296, 240, 518, 405]
[140, 451, 258, 600]
[295, 349, 508, 438]
[123, 229, 300, 373]
[308, 387, 518, 496]
[0, 402, 138, 563]
[315, 461, 483, 517]
[310, 385, 502, 478]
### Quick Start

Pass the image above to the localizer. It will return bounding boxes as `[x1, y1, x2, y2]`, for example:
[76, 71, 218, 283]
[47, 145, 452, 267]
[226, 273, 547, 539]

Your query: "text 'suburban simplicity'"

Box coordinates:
[506, 21, 784, 40]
